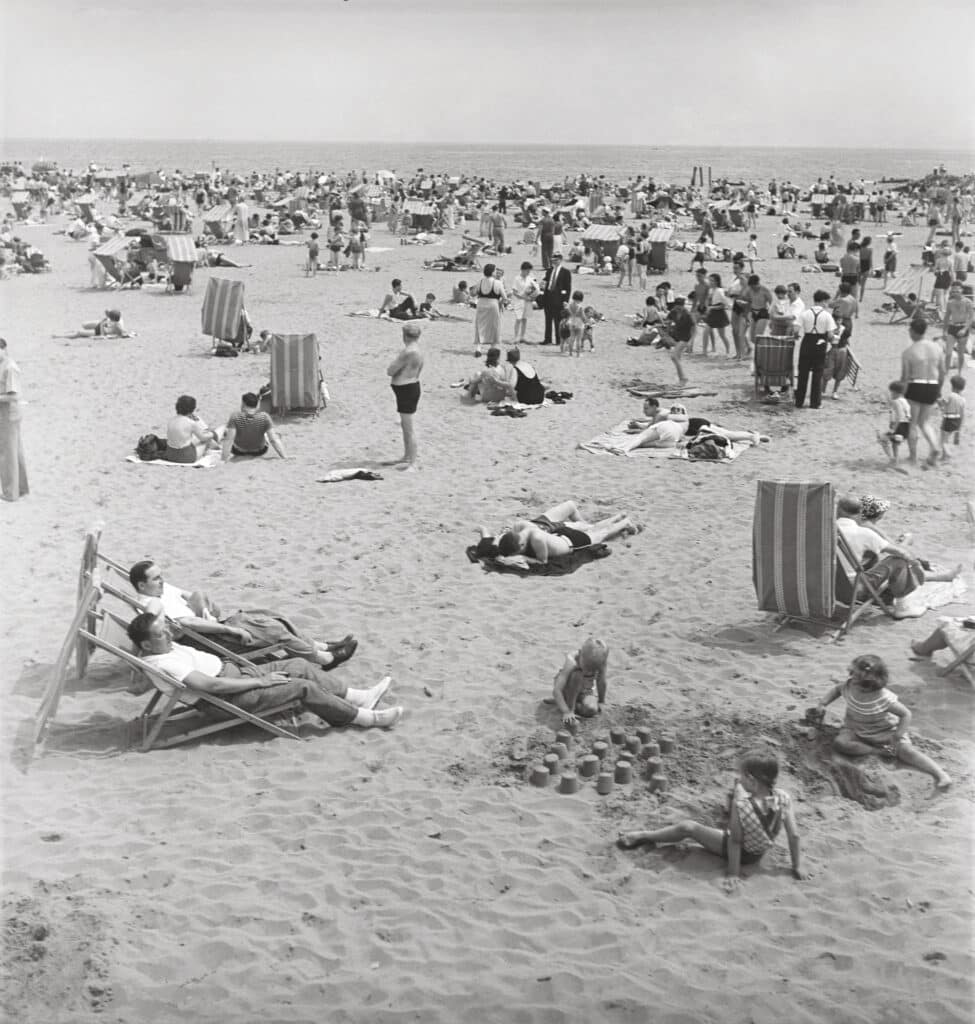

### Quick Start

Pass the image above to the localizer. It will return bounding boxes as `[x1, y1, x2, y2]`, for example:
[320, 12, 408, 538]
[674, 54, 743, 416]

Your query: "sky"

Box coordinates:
[2, 0, 973, 150]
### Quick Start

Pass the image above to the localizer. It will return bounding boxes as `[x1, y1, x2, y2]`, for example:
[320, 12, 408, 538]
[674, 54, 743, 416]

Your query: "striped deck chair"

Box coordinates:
[76, 195, 97, 224]
[93, 235, 132, 287]
[752, 481, 893, 638]
[201, 277, 245, 350]
[884, 271, 936, 324]
[203, 203, 233, 241]
[11, 192, 31, 221]
[753, 336, 795, 397]
[162, 233, 197, 293]
[270, 334, 327, 415]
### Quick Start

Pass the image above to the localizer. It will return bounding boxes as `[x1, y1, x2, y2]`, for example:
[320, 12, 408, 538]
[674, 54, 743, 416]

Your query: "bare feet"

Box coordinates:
[909, 640, 932, 660]
[617, 832, 653, 850]
[934, 771, 952, 791]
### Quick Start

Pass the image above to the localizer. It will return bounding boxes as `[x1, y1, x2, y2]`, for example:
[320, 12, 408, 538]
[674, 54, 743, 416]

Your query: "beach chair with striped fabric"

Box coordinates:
[203, 203, 233, 241]
[753, 336, 795, 398]
[10, 191, 31, 221]
[270, 333, 327, 415]
[92, 235, 134, 288]
[201, 277, 245, 352]
[752, 481, 893, 638]
[161, 233, 197, 293]
[884, 271, 937, 325]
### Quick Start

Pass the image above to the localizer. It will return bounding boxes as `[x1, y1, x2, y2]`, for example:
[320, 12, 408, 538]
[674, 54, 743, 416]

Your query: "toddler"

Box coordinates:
[618, 749, 804, 891]
[811, 653, 951, 789]
[878, 380, 910, 467]
[746, 233, 759, 273]
[451, 280, 472, 305]
[419, 292, 443, 319]
[564, 289, 586, 356]
[938, 375, 965, 457]
[305, 232, 320, 276]
[552, 638, 608, 726]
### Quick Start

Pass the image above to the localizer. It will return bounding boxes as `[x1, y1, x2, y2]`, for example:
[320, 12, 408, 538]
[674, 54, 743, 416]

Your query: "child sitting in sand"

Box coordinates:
[878, 380, 911, 469]
[551, 638, 609, 726]
[451, 280, 474, 306]
[419, 293, 444, 319]
[809, 653, 951, 790]
[617, 749, 804, 891]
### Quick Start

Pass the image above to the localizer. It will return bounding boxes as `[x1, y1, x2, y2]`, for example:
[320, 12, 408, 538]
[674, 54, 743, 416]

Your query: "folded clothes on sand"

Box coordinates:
[578, 421, 753, 461]
[317, 468, 383, 483]
[125, 452, 221, 468]
[465, 543, 611, 576]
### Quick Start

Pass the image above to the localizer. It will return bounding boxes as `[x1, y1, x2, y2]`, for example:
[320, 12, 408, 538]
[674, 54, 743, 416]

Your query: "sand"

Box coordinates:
[1, 202, 973, 1024]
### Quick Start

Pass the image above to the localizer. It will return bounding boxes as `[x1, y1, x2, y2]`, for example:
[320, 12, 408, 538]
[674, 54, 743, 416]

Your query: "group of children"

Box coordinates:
[554, 635, 954, 885]
[305, 226, 369, 275]
[881, 375, 965, 467]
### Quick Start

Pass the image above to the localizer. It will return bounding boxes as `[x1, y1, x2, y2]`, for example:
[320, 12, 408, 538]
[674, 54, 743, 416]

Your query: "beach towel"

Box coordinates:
[126, 452, 221, 469]
[624, 382, 719, 399]
[465, 544, 611, 576]
[578, 421, 752, 460]
[890, 575, 966, 619]
[317, 468, 383, 483]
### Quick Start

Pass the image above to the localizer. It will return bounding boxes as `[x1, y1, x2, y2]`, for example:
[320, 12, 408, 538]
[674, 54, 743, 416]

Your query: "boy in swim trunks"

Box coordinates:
[943, 283, 972, 372]
[386, 322, 424, 471]
[878, 380, 911, 468]
[938, 375, 965, 458]
[552, 638, 609, 726]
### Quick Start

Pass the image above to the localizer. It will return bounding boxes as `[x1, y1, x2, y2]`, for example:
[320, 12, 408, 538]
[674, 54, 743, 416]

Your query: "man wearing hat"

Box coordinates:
[541, 252, 572, 346]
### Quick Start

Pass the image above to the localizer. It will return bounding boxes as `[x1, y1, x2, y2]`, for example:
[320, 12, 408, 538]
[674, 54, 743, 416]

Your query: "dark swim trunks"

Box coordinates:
[392, 381, 421, 414]
[553, 525, 592, 549]
[904, 382, 940, 406]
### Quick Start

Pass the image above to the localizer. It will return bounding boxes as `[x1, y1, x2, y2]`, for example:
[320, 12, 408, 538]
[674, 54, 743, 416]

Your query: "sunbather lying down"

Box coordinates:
[475, 501, 639, 565]
[620, 398, 770, 452]
[52, 309, 135, 339]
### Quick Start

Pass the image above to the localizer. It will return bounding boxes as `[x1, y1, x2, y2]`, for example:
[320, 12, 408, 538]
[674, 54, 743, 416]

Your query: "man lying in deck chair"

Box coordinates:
[127, 613, 402, 731]
[129, 560, 357, 669]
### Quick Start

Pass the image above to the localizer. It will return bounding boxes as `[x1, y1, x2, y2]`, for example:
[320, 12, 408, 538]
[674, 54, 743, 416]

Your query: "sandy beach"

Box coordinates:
[1, 196, 973, 1024]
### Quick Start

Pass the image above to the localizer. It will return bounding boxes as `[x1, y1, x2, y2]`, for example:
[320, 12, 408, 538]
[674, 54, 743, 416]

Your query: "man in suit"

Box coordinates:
[541, 252, 571, 345]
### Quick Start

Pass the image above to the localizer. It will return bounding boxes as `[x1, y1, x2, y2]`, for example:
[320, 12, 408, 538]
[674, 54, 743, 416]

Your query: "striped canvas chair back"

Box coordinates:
[752, 481, 836, 621]
[270, 334, 322, 414]
[201, 277, 244, 341]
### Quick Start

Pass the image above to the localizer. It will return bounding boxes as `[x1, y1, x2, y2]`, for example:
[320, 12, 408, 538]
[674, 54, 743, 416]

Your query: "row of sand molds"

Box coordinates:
[528, 725, 676, 794]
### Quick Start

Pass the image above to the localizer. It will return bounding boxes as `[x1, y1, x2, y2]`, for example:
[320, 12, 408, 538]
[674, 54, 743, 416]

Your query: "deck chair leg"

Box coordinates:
[142, 691, 182, 751]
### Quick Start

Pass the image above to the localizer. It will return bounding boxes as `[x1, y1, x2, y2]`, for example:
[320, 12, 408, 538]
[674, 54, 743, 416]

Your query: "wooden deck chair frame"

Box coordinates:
[937, 631, 975, 686]
[34, 583, 301, 752]
[753, 335, 795, 398]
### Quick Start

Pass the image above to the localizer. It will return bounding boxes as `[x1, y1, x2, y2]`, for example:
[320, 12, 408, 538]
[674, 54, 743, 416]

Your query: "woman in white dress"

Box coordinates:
[473, 263, 507, 357]
[510, 261, 539, 343]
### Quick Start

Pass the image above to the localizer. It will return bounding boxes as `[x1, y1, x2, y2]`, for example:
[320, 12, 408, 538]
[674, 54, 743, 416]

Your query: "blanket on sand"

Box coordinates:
[578, 421, 753, 461]
[125, 452, 221, 468]
[465, 543, 611, 576]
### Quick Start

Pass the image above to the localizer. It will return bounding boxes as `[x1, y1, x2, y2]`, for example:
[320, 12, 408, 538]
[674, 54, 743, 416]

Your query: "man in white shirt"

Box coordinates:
[786, 282, 805, 320]
[794, 289, 839, 409]
[128, 613, 401, 730]
[129, 560, 356, 668]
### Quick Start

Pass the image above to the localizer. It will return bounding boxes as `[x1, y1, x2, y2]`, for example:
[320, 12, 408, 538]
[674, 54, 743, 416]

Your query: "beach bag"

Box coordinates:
[685, 433, 729, 461]
[135, 434, 166, 461]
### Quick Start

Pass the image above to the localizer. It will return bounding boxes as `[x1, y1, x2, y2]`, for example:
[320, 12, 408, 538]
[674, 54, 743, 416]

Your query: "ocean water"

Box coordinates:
[2, 140, 972, 186]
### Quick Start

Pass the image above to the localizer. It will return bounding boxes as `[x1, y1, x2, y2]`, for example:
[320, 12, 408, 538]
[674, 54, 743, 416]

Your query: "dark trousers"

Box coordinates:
[543, 305, 561, 344]
[540, 237, 554, 270]
[795, 334, 828, 409]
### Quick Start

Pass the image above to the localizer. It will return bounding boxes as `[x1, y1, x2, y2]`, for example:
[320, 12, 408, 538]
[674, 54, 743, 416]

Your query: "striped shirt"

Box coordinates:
[842, 681, 899, 737]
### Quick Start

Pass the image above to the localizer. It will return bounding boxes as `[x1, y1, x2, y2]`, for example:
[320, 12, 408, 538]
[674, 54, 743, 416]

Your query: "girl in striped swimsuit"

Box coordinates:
[814, 654, 951, 790]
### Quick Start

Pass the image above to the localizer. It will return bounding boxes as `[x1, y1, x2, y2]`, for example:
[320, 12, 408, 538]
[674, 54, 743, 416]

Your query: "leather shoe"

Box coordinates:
[322, 638, 358, 670]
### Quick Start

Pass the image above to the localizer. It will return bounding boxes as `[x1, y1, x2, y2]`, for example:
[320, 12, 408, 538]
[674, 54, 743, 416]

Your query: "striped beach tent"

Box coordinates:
[269, 334, 326, 415]
[201, 277, 245, 345]
[581, 224, 623, 260]
[93, 235, 132, 283]
[203, 203, 233, 240]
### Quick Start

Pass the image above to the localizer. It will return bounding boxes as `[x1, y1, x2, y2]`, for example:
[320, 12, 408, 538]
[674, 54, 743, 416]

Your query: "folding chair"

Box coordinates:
[937, 626, 975, 686]
[201, 277, 245, 352]
[34, 578, 302, 752]
[753, 335, 795, 397]
[269, 333, 327, 415]
[11, 192, 31, 221]
[884, 272, 937, 324]
[752, 481, 894, 639]
[203, 203, 233, 241]
[162, 232, 197, 293]
[92, 235, 132, 287]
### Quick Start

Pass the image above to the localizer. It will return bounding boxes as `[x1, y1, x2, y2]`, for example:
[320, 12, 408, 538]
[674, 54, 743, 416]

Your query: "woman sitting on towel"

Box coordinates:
[163, 394, 219, 464]
[477, 501, 638, 564]
[465, 347, 513, 403]
[505, 347, 545, 405]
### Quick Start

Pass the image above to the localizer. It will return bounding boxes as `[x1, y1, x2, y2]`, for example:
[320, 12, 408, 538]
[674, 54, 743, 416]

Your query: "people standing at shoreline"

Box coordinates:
[387, 322, 424, 471]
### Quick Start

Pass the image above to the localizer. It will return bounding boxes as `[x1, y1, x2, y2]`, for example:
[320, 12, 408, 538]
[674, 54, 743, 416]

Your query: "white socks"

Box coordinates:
[345, 676, 392, 710]
[352, 706, 403, 729]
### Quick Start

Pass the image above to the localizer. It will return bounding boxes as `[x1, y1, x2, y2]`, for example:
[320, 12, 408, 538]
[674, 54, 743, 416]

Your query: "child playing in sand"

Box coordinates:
[877, 380, 911, 469]
[451, 280, 474, 306]
[552, 638, 609, 726]
[419, 293, 444, 320]
[938, 375, 965, 458]
[305, 232, 320, 277]
[810, 653, 951, 790]
[617, 749, 804, 891]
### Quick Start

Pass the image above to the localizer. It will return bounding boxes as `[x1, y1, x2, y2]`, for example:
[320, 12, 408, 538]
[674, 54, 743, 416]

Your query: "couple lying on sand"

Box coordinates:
[617, 397, 770, 453]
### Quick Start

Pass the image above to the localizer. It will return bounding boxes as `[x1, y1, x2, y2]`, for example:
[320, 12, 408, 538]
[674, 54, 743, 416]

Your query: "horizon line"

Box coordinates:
[2, 137, 972, 155]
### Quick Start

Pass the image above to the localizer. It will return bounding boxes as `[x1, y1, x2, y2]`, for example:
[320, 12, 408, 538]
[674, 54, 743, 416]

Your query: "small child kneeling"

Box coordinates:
[617, 749, 804, 891]
[552, 638, 609, 726]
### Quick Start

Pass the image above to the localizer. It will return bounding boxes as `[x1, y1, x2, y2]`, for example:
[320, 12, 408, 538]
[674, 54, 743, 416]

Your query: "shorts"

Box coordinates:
[392, 381, 421, 414]
[750, 308, 769, 322]
[942, 416, 961, 433]
[706, 308, 730, 328]
[231, 444, 268, 457]
[721, 831, 765, 866]
[946, 324, 969, 338]
[934, 272, 952, 291]
[840, 274, 859, 289]
[905, 382, 940, 406]
[890, 422, 909, 441]
[928, 217, 940, 227]
[553, 525, 592, 549]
